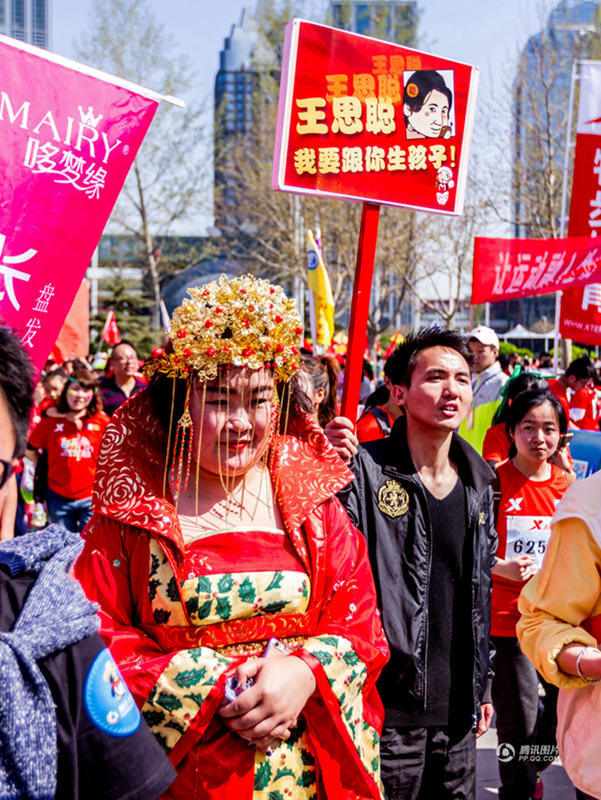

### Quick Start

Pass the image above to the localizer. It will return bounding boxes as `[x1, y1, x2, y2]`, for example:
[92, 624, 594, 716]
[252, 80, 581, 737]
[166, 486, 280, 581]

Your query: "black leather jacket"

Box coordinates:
[339, 417, 497, 723]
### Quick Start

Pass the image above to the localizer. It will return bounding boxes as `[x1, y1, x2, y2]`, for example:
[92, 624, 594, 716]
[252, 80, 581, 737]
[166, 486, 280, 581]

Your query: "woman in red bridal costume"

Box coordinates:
[75, 274, 388, 800]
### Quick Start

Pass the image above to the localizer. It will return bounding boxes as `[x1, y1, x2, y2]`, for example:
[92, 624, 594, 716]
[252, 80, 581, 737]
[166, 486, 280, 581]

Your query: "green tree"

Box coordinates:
[90, 274, 155, 358]
[76, 0, 211, 328]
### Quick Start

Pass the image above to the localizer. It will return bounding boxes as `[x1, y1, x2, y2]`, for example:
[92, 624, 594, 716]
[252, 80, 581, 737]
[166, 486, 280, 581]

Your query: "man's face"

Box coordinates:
[391, 346, 472, 433]
[110, 345, 138, 380]
[0, 389, 17, 504]
[468, 340, 497, 374]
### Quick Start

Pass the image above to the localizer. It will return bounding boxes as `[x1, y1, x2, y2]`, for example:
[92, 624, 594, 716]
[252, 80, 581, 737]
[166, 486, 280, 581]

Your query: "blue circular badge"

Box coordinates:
[307, 251, 319, 270]
[84, 648, 141, 737]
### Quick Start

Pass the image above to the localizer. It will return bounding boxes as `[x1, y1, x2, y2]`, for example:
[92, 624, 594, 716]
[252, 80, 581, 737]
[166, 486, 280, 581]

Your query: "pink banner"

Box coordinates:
[0, 34, 159, 372]
[472, 236, 601, 304]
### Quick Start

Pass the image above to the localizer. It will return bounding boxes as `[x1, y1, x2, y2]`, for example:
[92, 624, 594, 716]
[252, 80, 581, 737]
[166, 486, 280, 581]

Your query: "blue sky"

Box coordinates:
[51, 0, 556, 106]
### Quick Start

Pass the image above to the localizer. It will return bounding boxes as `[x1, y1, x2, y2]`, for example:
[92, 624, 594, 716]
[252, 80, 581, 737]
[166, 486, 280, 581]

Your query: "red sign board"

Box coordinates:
[472, 236, 601, 304]
[272, 20, 479, 215]
[0, 34, 159, 373]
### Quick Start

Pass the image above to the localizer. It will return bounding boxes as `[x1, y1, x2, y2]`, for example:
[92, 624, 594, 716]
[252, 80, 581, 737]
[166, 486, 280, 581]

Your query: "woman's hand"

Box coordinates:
[493, 555, 536, 582]
[549, 447, 576, 483]
[219, 655, 316, 752]
[550, 445, 571, 472]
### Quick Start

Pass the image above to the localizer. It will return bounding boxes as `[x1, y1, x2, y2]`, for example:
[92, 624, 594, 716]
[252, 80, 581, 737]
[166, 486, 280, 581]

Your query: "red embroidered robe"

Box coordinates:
[75, 391, 389, 799]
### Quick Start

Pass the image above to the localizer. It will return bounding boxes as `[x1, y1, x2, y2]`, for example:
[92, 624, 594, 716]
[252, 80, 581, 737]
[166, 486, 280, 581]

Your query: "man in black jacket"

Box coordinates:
[338, 328, 497, 800]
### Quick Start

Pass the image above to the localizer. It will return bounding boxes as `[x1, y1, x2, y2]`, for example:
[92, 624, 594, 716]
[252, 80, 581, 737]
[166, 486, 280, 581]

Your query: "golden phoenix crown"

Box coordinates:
[146, 274, 303, 383]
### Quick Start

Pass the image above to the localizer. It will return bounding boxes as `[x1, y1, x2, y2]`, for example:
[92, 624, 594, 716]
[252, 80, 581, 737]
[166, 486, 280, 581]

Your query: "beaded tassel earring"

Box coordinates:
[163, 376, 177, 498]
[194, 382, 206, 519]
[266, 387, 282, 475]
[171, 377, 194, 499]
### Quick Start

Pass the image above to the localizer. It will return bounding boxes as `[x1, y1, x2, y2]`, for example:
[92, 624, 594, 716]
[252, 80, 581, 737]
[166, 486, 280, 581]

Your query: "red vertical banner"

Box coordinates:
[0, 34, 163, 374]
[561, 62, 601, 343]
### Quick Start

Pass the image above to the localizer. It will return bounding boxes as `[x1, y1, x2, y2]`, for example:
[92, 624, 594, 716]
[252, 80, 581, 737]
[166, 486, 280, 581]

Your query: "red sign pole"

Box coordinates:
[341, 201, 381, 422]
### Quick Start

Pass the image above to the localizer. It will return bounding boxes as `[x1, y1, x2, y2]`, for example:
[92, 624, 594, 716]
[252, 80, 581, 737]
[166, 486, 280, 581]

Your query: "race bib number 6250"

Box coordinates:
[505, 516, 552, 572]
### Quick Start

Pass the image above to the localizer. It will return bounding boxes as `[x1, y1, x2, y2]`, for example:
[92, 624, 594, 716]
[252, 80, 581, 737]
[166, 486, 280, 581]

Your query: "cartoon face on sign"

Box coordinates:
[403, 70, 454, 140]
[436, 165, 455, 206]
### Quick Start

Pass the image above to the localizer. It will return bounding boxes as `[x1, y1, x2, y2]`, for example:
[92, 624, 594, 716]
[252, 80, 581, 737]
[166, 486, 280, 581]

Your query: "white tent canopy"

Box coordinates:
[500, 324, 556, 341]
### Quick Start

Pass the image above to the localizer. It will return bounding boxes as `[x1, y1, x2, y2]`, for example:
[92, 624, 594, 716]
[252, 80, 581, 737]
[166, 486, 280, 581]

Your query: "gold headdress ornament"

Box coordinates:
[145, 274, 303, 383]
[145, 274, 304, 503]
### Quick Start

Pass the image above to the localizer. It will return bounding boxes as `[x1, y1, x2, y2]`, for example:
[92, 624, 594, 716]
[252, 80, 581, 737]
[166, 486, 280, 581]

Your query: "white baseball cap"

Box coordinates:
[469, 325, 499, 349]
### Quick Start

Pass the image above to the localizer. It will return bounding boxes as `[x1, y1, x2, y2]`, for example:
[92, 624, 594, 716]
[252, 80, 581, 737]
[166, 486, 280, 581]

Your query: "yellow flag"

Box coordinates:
[307, 229, 334, 347]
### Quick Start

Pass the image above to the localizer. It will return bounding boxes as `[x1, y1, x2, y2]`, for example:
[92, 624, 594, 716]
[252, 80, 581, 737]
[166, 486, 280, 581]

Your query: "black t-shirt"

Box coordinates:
[99, 375, 146, 417]
[0, 565, 176, 800]
[403, 476, 474, 729]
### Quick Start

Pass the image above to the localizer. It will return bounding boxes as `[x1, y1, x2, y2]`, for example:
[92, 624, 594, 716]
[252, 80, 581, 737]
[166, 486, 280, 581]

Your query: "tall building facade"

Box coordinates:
[214, 8, 275, 138]
[0, 0, 49, 48]
[215, 1, 417, 139]
[329, 0, 417, 45]
[213, 7, 277, 229]
[491, 0, 601, 334]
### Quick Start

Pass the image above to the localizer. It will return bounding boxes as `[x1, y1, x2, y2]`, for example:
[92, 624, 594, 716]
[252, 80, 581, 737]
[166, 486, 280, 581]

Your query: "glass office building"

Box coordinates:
[0, 0, 49, 48]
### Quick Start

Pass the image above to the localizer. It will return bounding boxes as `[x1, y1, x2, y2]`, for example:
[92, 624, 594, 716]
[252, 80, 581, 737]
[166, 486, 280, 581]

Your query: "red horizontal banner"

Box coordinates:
[273, 19, 479, 215]
[472, 236, 601, 304]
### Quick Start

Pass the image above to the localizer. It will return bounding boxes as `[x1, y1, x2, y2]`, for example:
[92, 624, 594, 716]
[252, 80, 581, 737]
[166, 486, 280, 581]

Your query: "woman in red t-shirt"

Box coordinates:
[569, 383, 598, 430]
[482, 372, 550, 465]
[491, 390, 571, 800]
[26, 366, 109, 532]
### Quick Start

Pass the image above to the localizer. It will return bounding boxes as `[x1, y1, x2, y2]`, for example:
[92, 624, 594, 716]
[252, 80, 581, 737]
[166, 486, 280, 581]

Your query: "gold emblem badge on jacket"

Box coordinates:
[377, 480, 409, 518]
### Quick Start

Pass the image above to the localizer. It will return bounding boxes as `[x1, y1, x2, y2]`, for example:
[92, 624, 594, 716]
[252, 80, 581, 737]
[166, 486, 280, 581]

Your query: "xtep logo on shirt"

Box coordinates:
[528, 518, 550, 531]
[59, 435, 93, 461]
[506, 498, 523, 512]
[53, 423, 64, 432]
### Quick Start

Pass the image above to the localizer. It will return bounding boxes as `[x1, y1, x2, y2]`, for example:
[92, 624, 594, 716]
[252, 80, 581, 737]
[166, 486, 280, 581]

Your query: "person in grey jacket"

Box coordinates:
[337, 327, 497, 800]
[0, 326, 175, 799]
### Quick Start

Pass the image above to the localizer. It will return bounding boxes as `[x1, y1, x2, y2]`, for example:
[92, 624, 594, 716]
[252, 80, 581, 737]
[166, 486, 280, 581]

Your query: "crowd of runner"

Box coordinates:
[1, 298, 601, 800]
